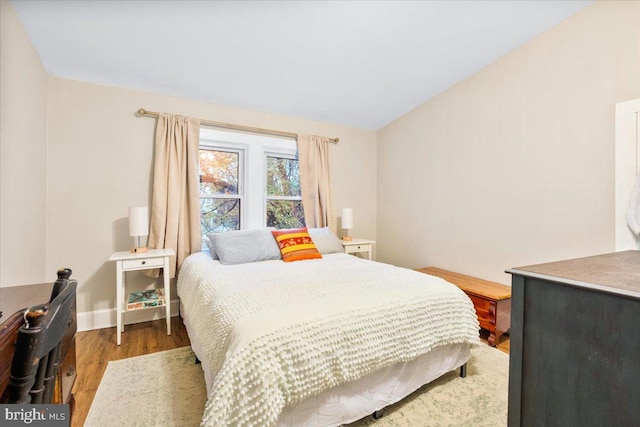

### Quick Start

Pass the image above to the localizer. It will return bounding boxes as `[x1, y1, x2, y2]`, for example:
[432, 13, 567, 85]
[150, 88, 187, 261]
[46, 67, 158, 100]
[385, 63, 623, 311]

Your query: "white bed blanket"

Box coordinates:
[177, 252, 479, 427]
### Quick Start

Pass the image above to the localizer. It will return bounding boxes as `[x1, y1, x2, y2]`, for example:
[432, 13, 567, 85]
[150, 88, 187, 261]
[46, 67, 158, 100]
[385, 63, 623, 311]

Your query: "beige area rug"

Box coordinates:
[347, 344, 509, 427]
[86, 345, 508, 427]
[85, 348, 207, 426]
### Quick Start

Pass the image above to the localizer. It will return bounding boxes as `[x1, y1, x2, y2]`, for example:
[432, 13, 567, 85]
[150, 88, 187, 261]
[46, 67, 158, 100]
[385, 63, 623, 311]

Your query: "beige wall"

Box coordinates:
[8, 0, 636, 323]
[46, 78, 377, 320]
[0, 0, 48, 287]
[377, 0, 640, 285]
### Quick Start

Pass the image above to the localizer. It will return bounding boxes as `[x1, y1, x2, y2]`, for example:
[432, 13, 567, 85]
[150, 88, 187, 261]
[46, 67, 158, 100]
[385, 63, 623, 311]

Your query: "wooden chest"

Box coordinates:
[415, 267, 511, 346]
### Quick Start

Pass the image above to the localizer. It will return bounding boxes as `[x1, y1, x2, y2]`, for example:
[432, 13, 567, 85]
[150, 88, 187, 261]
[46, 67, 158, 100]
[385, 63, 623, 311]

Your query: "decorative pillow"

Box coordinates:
[308, 227, 344, 254]
[209, 228, 281, 265]
[272, 227, 323, 262]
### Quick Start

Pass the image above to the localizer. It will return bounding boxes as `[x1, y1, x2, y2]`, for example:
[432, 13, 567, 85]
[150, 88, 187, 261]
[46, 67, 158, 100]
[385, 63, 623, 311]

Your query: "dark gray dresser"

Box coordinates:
[507, 251, 640, 427]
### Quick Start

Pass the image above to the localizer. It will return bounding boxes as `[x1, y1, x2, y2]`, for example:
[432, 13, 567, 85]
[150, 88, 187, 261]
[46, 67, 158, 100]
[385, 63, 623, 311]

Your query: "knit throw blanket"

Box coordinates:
[177, 253, 479, 427]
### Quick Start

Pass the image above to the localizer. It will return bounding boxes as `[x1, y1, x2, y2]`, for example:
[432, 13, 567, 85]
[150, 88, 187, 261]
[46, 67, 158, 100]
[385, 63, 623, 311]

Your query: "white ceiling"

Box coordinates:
[12, 0, 593, 130]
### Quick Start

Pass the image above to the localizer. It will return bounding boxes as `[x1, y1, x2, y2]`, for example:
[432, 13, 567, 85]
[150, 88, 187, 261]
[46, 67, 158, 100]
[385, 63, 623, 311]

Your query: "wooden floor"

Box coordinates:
[71, 317, 510, 427]
[481, 329, 510, 354]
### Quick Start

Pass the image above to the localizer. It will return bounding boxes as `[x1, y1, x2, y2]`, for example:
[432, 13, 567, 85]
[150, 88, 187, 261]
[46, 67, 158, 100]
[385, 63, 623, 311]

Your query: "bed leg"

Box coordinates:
[373, 409, 384, 419]
[195, 356, 201, 365]
[460, 363, 467, 378]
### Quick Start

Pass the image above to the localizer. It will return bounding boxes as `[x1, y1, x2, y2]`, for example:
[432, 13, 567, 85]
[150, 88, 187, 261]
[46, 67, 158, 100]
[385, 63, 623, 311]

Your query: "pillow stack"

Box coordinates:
[205, 226, 343, 264]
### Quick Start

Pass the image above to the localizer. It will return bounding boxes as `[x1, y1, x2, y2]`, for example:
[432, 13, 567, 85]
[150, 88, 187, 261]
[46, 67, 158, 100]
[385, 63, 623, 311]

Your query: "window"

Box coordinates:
[199, 129, 305, 247]
[199, 148, 243, 235]
[266, 155, 305, 229]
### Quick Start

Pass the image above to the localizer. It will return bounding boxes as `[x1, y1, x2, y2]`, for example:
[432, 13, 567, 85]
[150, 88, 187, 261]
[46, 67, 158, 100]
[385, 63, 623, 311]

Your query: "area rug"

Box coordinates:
[85, 347, 207, 426]
[86, 345, 508, 426]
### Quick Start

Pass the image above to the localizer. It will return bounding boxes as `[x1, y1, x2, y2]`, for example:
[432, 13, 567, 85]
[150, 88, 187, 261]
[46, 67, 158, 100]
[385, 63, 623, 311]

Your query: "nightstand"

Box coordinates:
[342, 238, 376, 260]
[109, 248, 174, 345]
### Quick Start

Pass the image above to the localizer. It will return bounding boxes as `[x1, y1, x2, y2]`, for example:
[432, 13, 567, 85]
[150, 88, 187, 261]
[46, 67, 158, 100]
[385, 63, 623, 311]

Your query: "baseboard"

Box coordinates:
[77, 299, 181, 332]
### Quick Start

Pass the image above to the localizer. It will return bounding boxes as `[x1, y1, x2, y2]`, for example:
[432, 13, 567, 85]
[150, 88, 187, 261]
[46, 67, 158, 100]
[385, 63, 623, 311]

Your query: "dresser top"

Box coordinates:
[507, 250, 640, 299]
[0, 282, 52, 326]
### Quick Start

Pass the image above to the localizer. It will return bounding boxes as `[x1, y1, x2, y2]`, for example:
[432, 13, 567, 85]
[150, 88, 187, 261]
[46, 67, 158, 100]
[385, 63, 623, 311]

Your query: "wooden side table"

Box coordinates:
[342, 238, 376, 260]
[109, 248, 174, 345]
[415, 267, 511, 346]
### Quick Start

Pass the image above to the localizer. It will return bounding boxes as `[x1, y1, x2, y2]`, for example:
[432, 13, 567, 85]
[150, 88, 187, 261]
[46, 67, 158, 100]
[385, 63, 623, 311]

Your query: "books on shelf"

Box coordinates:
[127, 288, 165, 310]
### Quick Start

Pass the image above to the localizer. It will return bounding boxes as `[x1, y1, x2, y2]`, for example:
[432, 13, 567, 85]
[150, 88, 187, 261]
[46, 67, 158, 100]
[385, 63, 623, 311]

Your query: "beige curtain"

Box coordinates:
[147, 113, 201, 278]
[297, 134, 334, 229]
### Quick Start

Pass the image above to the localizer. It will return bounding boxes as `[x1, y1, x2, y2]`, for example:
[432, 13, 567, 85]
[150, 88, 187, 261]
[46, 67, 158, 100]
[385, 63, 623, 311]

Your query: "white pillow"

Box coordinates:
[209, 228, 281, 265]
[308, 227, 344, 254]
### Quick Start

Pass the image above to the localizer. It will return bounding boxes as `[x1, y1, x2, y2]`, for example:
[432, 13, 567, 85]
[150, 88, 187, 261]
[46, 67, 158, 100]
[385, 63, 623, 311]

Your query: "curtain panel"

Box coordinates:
[297, 134, 334, 230]
[147, 113, 201, 278]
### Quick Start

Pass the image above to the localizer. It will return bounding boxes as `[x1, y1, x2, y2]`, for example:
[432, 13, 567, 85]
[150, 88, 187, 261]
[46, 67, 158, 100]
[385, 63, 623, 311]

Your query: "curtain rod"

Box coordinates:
[136, 108, 339, 144]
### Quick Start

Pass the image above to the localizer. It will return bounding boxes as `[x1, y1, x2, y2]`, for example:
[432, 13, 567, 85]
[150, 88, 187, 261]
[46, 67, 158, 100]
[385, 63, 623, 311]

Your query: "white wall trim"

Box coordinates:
[77, 299, 181, 332]
[616, 98, 640, 116]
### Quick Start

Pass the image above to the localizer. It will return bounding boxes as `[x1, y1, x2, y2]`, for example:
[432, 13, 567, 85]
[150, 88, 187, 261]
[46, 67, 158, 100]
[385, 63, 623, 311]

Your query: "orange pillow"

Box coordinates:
[272, 227, 323, 262]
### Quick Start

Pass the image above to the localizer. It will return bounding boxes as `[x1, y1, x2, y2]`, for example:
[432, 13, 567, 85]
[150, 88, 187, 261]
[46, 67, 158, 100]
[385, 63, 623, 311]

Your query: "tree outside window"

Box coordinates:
[266, 156, 305, 229]
[198, 137, 305, 250]
[199, 149, 242, 243]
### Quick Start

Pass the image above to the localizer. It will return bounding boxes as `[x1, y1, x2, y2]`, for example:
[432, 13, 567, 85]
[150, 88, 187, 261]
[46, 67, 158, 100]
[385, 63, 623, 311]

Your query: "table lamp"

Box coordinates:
[341, 208, 353, 241]
[129, 207, 149, 253]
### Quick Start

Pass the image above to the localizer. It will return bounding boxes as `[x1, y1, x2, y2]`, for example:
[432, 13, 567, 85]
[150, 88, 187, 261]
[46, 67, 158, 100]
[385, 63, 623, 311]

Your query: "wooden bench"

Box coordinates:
[415, 267, 511, 346]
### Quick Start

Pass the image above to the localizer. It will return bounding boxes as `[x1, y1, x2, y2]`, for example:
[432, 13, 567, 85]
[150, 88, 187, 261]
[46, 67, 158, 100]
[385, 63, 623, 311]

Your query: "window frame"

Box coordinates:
[264, 151, 304, 228]
[199, 129, 301, 238]
[199, 140, 247, 243]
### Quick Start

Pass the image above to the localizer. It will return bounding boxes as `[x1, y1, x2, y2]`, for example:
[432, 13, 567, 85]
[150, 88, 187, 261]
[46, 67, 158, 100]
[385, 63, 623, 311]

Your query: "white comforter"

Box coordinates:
[177, 252, 479, 427]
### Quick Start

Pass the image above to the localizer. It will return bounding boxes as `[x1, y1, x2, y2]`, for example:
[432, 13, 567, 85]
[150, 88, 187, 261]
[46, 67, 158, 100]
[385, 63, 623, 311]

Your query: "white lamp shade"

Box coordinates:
[341, 208, 353, 230]
[128, 207, 149, 237]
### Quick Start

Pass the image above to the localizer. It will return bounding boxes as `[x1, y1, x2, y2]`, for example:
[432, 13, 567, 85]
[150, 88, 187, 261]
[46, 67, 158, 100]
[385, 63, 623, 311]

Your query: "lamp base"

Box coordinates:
[131, 246, 148, 253]
[342, 236, 353, 241]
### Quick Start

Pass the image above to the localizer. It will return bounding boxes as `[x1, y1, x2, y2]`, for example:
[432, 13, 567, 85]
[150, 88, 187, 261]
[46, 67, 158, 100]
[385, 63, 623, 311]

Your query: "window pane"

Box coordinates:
[200, 150, 239, 196]
[267, 157, 301, 197]
[201, 198, 240, 239]
[266, 200, 305, 229]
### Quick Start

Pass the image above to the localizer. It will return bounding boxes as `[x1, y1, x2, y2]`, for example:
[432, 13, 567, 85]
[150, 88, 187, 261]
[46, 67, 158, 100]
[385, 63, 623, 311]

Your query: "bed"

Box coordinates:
[177, 230, 479, 427]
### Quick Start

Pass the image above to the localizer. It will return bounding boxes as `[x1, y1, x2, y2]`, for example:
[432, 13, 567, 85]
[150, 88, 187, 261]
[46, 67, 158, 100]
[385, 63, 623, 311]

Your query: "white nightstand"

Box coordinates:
[109, 248, 174, 345]
[342, 238, 376, 260]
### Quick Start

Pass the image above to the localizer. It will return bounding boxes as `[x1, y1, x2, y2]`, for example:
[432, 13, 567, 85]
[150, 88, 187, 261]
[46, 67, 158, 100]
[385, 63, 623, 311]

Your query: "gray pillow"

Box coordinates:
[308, 227, 344, 254]
[204, 234, 219, 260]
[209, 228, 282, 265]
